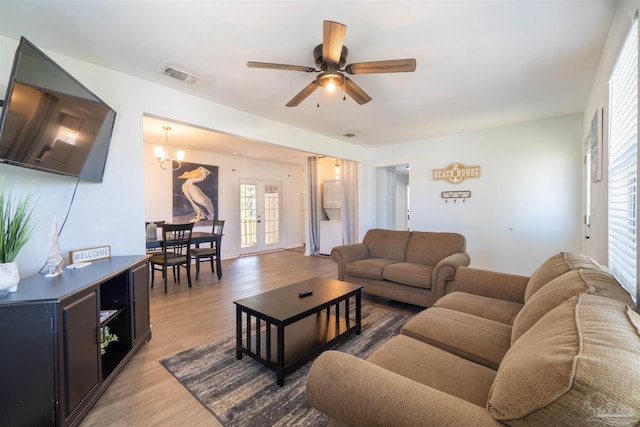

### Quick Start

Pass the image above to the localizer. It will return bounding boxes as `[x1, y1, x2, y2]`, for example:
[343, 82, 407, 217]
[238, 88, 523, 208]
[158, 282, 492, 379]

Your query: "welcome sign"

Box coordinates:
[69, 245, 111, 263]
[433, 162, 481, 184]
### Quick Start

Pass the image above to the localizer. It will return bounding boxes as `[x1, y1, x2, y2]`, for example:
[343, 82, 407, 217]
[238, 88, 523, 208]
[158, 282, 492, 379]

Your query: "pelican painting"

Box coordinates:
[178, 166, 216, 223]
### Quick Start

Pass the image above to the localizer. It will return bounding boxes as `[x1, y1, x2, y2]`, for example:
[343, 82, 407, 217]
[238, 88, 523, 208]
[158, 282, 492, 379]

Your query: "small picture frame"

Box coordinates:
[591, 108, 603, 182]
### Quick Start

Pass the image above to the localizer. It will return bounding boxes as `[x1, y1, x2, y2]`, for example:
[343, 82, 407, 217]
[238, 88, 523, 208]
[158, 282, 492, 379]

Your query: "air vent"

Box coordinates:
[162, 66, 200, 84]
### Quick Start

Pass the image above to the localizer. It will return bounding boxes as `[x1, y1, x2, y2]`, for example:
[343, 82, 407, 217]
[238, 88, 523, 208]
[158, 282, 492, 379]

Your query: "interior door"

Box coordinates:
[240, 179, 282, 254]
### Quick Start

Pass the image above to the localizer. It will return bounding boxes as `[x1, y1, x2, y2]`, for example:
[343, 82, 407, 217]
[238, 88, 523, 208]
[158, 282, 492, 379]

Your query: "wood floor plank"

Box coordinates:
[79, 249, 420, 426]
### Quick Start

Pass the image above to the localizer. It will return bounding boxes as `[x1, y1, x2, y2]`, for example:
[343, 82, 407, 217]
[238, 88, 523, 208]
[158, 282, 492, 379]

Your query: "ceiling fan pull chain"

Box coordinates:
[343, 77, 347, 101]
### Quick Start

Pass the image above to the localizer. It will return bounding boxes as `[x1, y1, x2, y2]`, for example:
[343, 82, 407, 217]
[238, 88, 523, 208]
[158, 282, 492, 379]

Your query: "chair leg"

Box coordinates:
[150, 263, 155, 289]
[186, 261, 192, 288]
[163, 265, 168, 294]
[216, 255, 222, 280]
[195, 257, 200, 281]
[209, 256, 214, 273]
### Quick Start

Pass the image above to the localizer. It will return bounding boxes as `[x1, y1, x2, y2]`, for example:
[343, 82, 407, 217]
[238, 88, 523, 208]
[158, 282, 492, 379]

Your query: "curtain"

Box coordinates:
[340, 159, 358, 244]
[307, 156, 321, 254]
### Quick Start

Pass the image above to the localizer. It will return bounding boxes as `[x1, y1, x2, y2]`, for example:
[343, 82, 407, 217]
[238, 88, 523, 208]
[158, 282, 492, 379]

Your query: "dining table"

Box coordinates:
[146, 231, 223, 279]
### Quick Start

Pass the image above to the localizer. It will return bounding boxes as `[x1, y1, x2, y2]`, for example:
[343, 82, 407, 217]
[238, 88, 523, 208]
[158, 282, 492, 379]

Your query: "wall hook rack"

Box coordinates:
[441, 190, 471, 203]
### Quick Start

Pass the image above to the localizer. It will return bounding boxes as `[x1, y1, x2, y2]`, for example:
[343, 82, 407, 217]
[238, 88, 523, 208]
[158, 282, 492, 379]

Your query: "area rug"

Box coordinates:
[160, 305, 408, 426]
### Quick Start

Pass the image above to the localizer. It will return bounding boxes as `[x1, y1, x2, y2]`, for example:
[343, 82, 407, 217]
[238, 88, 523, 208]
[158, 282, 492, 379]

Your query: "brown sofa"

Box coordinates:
[306, 252, 640, 426]
[331, 229, 470, 307]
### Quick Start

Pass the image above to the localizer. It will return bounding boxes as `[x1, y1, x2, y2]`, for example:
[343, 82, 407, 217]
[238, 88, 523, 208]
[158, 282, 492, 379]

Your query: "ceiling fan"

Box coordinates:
[247, 20, 417, 107]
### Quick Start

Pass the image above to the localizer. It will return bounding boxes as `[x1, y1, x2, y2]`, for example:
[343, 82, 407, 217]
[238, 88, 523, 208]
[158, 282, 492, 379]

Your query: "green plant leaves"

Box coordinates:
[0, 178, 40, 263]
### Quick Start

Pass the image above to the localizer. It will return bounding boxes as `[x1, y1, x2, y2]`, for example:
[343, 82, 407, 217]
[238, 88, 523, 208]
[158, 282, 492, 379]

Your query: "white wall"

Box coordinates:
[144, 143, 305, 258]
[583, 0, 640, 265]
[369, 115, 585, 275]
[0, 35, 367, 277]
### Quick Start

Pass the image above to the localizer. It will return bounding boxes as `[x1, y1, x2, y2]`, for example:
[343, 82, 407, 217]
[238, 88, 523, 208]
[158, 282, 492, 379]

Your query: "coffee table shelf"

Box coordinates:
[234, 277, 362, 386]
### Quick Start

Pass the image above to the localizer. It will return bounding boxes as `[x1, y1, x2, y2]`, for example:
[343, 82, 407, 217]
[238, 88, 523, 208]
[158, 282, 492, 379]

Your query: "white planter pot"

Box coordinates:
[0, 261, 20, 293]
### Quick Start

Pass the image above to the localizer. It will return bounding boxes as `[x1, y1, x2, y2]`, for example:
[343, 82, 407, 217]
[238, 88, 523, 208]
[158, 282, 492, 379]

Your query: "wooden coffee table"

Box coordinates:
[233, 277, 362, 386]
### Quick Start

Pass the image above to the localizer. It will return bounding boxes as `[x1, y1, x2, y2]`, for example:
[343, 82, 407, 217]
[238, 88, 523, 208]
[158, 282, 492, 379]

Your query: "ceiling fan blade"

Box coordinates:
[286, 81, 319, 107]
[323, 21, 347, 64]
[247, 61, 316, 73]
[344, 77, 372, 105]
[345, 58, 417, 74]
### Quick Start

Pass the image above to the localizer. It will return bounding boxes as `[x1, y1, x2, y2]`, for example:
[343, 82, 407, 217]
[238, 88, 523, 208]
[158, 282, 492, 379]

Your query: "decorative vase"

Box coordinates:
[0, 261, 20, 293]
[146, 222, 157, 240]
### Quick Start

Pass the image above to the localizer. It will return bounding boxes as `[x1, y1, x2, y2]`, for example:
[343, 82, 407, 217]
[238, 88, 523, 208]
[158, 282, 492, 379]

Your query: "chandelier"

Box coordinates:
[154, 126, 184, 171]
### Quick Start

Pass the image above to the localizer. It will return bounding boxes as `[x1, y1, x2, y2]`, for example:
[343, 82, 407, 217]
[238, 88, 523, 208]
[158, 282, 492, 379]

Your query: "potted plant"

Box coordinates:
[100, 326, 119, 355]
[0, 178, 39, 293]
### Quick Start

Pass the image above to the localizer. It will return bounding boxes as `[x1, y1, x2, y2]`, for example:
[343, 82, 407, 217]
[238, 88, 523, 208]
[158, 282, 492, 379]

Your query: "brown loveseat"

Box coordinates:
[306, 252, 640, 426]
[331, 229, 470, 307]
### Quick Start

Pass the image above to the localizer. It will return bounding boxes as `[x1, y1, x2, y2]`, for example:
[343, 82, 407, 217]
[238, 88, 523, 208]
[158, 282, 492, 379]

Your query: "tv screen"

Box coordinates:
[0, 37, 116, 182]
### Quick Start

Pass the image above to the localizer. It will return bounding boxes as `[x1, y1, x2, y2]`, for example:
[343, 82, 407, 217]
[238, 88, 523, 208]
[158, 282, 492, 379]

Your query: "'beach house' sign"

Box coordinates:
[433, 162, 481, 184]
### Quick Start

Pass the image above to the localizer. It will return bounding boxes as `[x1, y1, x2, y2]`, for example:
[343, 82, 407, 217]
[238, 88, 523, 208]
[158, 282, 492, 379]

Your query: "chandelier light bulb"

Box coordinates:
[154, 146, 166, 160]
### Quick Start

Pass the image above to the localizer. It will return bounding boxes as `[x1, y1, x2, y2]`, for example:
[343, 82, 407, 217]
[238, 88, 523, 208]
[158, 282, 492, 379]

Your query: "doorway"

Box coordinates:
[376, 164, 410, 230]
[240, 179, 283, 254]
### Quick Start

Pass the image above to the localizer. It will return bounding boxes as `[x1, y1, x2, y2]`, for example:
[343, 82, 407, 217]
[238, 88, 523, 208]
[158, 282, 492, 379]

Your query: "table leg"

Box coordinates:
[216, 237, 222, 279]
[235, 306, 243, 359]
[276, 324, 285, 386]
[355, 291, 362, 335]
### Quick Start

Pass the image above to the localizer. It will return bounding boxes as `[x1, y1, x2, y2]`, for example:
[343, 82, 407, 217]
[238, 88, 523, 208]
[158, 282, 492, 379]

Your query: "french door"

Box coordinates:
[240, 180, 282, 254]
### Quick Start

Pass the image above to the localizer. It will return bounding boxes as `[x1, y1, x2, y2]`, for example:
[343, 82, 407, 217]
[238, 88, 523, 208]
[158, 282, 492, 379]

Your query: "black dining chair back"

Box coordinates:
[191, 219, 225, 280]
[149, 223, 194, 293]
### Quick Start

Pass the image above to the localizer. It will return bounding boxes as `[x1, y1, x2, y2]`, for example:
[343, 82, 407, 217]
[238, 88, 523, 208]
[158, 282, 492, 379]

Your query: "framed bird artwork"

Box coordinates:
[172, 162, 219, 225]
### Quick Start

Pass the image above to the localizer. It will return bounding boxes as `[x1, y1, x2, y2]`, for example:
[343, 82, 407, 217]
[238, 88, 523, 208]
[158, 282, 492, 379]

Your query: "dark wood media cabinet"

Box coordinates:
[0, 256, 151, 427]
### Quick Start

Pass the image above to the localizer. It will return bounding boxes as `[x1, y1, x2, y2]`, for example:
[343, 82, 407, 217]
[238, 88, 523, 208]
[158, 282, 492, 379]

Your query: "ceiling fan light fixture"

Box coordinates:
[317, 71, 344, 92]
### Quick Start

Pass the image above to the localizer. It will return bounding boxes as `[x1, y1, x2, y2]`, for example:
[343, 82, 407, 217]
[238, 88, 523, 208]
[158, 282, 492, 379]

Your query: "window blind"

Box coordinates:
[608, 16, 638, 302]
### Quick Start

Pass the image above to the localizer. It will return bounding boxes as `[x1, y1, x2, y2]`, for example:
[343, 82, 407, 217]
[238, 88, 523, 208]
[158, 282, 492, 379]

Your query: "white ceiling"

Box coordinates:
[0, 1, 617, 163]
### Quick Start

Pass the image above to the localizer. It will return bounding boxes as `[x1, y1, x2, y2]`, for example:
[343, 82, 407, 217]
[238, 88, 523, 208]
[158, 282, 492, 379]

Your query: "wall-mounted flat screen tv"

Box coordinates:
[0, 37, 116, 182]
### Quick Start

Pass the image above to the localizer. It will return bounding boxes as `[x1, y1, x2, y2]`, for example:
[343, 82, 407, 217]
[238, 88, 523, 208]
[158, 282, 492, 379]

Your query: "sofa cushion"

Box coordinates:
[434, 292, 523, 325]
[401, 307, 512, 370]
[512, 269, 635, 344]
[405, 231, 466, 265]
[382, 262, 433, 289]
[524, 252, 603, 303]
[487, 294, 640, 426]
[362, 229, 411, 261]
[345, 258, 397, 280]
[367, 334, 497, 407]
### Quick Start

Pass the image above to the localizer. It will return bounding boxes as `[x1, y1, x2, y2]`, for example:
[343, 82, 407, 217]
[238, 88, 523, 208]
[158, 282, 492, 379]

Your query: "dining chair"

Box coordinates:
[191, 219, 225, 280]
[149, 223, 194, 293]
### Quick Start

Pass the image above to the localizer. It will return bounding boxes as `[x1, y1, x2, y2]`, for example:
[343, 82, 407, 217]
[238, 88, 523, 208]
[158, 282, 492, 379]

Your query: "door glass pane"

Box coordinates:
[240, 183, 257, 248]
[264, 184, 280, 245]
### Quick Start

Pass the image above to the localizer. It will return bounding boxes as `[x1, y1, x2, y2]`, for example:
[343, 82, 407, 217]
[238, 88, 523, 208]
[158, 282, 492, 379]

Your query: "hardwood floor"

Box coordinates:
[80, 249, 421, 426]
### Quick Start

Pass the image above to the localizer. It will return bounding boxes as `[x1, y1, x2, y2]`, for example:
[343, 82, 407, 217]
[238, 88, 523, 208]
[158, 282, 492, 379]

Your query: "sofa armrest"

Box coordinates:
[451, 266, 529, 304]
[432, 251, 471, 300]
[331, 243, 368, 280]
[306, 351, 501, 427]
